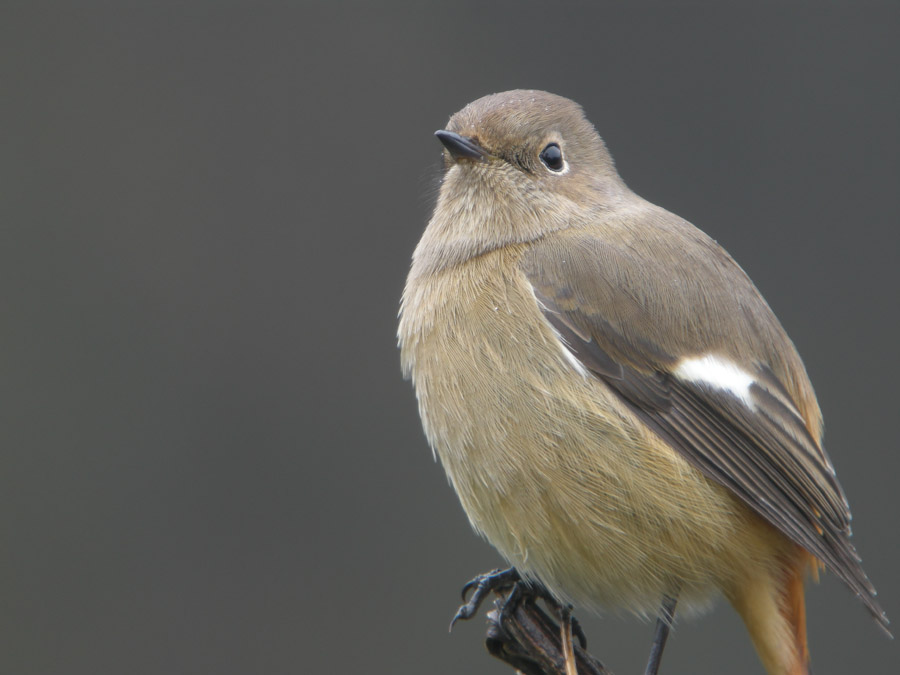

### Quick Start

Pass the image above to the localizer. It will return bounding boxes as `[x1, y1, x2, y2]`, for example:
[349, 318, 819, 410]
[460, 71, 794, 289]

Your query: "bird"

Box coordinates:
[398, 90, 888, 675]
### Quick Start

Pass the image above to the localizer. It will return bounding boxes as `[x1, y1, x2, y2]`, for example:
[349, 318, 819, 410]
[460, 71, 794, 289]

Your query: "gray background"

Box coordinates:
[2, 2, 898, 674]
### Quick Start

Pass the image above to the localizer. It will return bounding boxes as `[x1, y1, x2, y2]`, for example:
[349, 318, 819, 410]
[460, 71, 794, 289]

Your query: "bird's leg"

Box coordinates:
[644, 593, 679, 675]
[451, 567, 521, 629]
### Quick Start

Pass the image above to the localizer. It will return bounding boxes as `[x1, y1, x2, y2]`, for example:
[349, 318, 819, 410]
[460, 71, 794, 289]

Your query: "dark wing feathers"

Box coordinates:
[522, 233, 888, 630]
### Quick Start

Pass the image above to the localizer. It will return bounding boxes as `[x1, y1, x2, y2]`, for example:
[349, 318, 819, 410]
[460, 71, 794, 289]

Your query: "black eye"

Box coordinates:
[539, 143, 564, 172]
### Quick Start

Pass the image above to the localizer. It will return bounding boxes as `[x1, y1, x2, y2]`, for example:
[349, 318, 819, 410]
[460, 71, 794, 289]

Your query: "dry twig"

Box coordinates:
[452, 569, 611, 675]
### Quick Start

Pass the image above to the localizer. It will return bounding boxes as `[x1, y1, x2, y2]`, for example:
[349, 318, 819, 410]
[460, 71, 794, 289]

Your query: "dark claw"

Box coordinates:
[553, 601, 588, 650]
[451, 567, 520, 630]
[461, 567, 520, 601]
[524, 588, 587, 649]
[571, 614, 588, 649]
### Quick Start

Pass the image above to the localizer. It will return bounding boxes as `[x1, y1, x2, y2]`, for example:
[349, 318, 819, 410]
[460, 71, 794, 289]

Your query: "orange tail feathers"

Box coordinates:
[780, 554, 812, 674]
[728, 549, 813, 675]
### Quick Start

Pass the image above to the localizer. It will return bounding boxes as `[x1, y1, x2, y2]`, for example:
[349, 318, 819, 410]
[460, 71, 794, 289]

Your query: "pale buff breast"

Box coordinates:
[399, 247, 786, 617]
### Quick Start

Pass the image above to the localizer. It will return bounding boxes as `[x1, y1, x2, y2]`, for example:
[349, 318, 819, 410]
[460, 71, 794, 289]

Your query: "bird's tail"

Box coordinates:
[728, 548, 812, 675]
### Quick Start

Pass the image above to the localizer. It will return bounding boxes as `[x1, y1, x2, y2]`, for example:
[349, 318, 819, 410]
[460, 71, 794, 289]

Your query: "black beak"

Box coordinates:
[435, 130, 487, 161]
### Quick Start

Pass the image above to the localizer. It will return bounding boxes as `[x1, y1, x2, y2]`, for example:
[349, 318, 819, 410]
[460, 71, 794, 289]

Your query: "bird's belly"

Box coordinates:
[402, 258, 761, 616]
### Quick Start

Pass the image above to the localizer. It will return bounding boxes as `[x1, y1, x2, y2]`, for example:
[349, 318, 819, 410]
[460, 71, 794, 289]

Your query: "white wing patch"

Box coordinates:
[547, 323, 590, 378]
[528, 283, 589, 378]
[674, 354, 755, 408]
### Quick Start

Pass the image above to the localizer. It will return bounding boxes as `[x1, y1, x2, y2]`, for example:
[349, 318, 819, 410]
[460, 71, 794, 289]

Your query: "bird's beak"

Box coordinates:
[435, 130, 488, 162]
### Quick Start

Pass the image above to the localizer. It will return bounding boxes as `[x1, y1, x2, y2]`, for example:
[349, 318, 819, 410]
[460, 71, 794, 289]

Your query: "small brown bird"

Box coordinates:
[398, 90, 888, 675]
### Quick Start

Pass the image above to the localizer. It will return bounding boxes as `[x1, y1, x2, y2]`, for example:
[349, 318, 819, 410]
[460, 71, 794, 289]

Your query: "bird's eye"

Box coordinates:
[539, 143, 565, 172]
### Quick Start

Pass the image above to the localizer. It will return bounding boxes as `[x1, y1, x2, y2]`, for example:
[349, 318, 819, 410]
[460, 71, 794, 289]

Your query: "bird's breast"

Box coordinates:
[399, 246, 769, 614]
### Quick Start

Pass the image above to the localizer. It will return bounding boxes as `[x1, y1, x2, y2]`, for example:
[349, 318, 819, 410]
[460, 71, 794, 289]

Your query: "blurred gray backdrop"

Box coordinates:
[2, 2, 898, 674]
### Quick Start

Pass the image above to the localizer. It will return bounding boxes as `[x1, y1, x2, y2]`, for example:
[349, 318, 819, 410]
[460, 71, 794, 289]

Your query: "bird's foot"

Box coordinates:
[451, 567, 588, 649]
[450, 567, 521, 630]
[450, 567, 607, 674]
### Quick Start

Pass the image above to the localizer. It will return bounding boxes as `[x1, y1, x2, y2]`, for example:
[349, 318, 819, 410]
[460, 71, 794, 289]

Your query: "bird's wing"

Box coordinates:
[520, 227, 887, 630]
